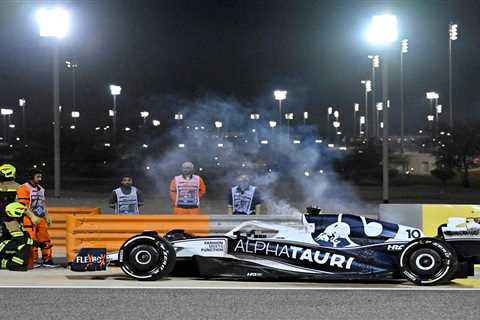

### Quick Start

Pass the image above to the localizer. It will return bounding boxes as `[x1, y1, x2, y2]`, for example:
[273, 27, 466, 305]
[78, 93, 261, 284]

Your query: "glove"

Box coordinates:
[30, 215, 41, 226]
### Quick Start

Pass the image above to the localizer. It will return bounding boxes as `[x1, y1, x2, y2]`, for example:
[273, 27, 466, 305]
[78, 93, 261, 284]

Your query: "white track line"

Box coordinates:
[0, 285, 479, 291]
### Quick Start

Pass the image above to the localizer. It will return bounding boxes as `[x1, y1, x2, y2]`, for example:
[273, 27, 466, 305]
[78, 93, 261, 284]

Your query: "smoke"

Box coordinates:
[143, 93, 373, 216]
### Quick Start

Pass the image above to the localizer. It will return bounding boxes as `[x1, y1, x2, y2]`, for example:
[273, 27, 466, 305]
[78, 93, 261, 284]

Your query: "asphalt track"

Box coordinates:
[1, 268, 479, 320]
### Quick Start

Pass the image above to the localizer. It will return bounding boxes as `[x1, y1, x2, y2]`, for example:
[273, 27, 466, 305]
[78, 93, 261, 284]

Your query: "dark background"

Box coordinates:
[0, 0, 479, 144]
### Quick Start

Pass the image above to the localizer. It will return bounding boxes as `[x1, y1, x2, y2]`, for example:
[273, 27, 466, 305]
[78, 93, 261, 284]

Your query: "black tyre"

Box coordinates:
[400, 237, 458, 286]
[119, 233, 176, 281]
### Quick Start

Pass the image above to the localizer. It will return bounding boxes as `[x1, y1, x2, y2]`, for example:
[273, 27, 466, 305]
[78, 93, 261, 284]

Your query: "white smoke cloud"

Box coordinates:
[142, 93, 373, 216]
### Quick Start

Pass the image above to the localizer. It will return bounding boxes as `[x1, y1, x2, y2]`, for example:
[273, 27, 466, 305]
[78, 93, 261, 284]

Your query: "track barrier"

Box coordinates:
[66, 215, 209, 261]
[49, 208, 101, 257]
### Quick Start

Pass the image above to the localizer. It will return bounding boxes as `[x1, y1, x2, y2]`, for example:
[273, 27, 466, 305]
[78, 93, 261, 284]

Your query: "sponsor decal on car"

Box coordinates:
[230, 239, 355, 270]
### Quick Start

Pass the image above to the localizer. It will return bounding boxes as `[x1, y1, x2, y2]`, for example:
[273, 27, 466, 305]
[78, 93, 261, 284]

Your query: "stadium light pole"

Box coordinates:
[18, 98, 26, 142]
[109, 84, 121, 144]
[448, 23, 458, 128]
[353, 103, 359, 137]
[368, 55, 380, 137]
[274, 90, 287, 126]
[361, 80, 372, 136]
[400, 39, 408, 153]
[36, 7, 70, 198]
[367, 13, 398, 204]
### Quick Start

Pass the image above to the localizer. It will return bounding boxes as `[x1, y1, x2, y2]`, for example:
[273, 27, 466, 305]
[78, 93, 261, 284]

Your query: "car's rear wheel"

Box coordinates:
[119, 233, 176, 281]
[400, 238, 457, 286]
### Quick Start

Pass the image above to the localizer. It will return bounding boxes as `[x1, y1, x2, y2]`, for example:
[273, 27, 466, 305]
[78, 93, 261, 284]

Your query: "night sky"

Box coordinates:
[1, 0, 480, 138]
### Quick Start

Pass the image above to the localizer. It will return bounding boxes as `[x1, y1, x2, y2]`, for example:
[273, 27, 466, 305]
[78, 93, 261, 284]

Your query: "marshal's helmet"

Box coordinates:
[0, 164, 16, 180]
[5, 202, 27, 218]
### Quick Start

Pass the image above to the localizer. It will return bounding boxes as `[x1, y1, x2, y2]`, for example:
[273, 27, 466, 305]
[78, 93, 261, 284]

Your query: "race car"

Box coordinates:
[71, 207, 480, 285]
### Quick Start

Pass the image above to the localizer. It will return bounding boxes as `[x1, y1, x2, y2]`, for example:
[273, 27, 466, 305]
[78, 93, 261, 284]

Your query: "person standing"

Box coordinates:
[16, 169, 55, 267]
[109, 175, 144, 214]
[169, 162, 206, 214]
[228, 175, 262, 215]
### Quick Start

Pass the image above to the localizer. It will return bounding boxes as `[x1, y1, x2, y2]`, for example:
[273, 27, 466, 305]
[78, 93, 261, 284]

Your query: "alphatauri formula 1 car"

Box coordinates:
[71, 208, 480, 285]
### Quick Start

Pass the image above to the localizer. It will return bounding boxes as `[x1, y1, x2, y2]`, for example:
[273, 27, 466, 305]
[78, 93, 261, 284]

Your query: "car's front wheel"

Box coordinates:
[119, 232, 176, 281]
[400, 238, 457, 285]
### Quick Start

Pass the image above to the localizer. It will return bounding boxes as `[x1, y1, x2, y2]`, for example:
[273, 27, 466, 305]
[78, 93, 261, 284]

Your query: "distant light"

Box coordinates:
[436, 105, 442, 114]
[333, 121, 340, 128]
[285, 113, 294, 120]
[108, 109, 115, 117]
[36, 8, 70, 38]
[419, 130, 423, 134]
[260, 140, 269, 145]
[426, 92, 439, 100]
[269, 121, 277, 128]
[304, 171, 310, 177]
[427, 115, 435, 122]
[244, 140, 248, 143]
[152, 120, 160, 126]
[71, 111, 80, 118]
[19, 99, 26, 107]
[9, 124, 15, 128]
[319, 170, 324, 174]
[361, 80, 372, 92]
[146, 166, 150, 170]
[250, 113, 260, 120]
[174, 113, 184, 120]
[109, 85, 122, 96]
[354, 103, 360, 112]
[380, 122, 384, 128]
[449, 23, 458, 41]
[95, 127, 101, 131]
[216, 162, 221, 166]
[215, 121, 223, 128]
[1, 108, 13, 115]
[293, 140, 301, 144]
[69, 125, 76, 129]
[124, 127, 131, 131]
[360, 116, 366, 125]
[446, 132, 451, 136]
[214, 157, 218, 160]
[194, 126, 199, 131]
[251, 129, 256, 133]
[142, 144, 148, 148]
[242, 163, 246, 167]
[199, 167, 203, 172]
[178, 144, 185, 148]
[42, 162, 46, 166]
[337, 131, 342, 135]
[328, 107, 333, 115]
[369, 55, 380, 68]
[315, 139, 323, 144]
[16, 137, 20, 141]
[104, 143, 111, 147]
[333, 110, 339, 119]
[304, 112, 309, 119]
[140, 111, 150, 118]
[401, 39, 409, 53]
[328, 144, 335, 148]
[367, 14, 398, 44]
[339, 146, 347, 151]
[217, 143, 224, 148]
[273, 90, 287, 101]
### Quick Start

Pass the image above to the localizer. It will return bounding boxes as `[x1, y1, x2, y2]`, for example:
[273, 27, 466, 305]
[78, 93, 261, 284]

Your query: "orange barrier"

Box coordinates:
[48, 208, 101, 256]
[65, 215, 209, 261]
